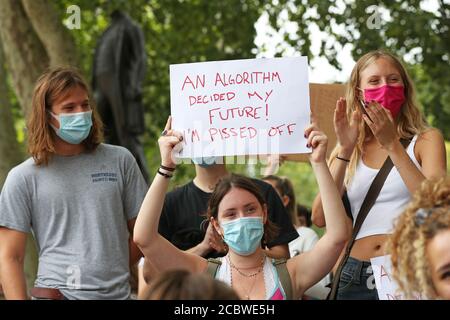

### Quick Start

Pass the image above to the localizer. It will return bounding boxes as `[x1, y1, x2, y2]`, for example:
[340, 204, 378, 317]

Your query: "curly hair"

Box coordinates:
[388, 177, 450, 299]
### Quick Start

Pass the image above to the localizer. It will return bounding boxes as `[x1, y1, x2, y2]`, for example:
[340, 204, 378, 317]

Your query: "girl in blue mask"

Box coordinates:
[134, 117, 350, 300]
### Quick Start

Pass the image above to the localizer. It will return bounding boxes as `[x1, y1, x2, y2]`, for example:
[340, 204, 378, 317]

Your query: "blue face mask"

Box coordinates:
[192, 156, 222, 168]
[50, 110, 93, 144]
[221, 217, 264, 256]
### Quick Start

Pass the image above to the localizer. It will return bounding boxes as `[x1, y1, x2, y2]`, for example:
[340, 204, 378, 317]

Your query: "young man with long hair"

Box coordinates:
[0, 67, 147, 299]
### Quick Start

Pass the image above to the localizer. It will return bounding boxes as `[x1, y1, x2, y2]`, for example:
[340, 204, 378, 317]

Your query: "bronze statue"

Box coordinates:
[93, 10, 150, 183]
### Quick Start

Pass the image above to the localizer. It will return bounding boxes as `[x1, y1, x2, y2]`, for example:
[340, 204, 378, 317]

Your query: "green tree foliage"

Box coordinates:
[268, 0, 450, 138]
[53, 0, 266, 184]
[56, 0, 264, 127]
[4, 0, 447, 199]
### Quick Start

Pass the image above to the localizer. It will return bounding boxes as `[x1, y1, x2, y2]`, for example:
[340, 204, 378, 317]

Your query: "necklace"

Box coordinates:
[228, 254, 265, 277]
[237, 272, 259, 300]
[228, 254, 266, 300]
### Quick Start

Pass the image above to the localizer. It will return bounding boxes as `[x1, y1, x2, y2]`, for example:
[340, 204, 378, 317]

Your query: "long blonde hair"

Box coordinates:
[387, 177, 450, 299]
[329, 50, 429, 185]
[27, 67, 103, 165]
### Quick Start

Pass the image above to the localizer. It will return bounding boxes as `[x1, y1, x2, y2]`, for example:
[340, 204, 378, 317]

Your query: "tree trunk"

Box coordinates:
[0, 0, 82, 298]
[0, 41, 39, 294]
[0, 44, 23, 188]
[21, 0, 79, 68]
[0, 0, 50, 295]
[0, 0, 49, 118]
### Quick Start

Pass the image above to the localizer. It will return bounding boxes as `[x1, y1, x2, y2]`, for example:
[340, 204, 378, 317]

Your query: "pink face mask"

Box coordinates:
[363, 84, 406, 118]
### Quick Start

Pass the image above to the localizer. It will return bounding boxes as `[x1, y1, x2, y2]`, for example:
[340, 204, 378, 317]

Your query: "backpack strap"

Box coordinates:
[206, 258, 222, 278]
[273, 258, 293, 300]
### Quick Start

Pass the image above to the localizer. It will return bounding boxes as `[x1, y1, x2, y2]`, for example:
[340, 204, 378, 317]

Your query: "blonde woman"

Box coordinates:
[134, 119, 349, 300]
[389, 177, 449, 300]
[312, 50, 447, 299]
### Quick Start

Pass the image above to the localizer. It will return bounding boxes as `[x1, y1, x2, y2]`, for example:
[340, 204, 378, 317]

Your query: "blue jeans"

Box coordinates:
[336, 256, 379, 300]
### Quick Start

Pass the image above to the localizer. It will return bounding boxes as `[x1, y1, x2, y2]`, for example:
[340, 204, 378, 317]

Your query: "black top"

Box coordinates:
[159, 179, 298, 258]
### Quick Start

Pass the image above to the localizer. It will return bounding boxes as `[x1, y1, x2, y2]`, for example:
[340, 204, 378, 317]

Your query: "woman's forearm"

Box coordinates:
[330, 146, 353, 194]
[311, 147, 350, 227]
[311, 161, 349, 242]
[389, 141, 426, 193]
[133, 173, 171, 248]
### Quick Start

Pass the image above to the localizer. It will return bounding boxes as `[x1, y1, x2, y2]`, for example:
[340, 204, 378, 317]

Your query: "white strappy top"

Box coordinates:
[347, 136, 422, 240]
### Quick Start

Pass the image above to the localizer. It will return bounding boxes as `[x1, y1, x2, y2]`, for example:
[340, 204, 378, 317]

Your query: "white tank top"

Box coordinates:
[347, 136, 421, 240]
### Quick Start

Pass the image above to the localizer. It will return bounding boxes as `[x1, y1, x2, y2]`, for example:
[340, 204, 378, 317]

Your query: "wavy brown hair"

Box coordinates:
[328, 50, 429, 185]
[27, 67, 103, 165]
[388, 177, 450, 299]
[207, 174, 280, 246]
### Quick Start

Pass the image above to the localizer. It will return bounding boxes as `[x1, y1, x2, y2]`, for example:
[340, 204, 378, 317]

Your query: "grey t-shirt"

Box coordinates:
[0, 144, 147, 299]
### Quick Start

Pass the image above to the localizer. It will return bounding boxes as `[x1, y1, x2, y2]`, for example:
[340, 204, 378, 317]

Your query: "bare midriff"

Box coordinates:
[350, 234, 389, 261]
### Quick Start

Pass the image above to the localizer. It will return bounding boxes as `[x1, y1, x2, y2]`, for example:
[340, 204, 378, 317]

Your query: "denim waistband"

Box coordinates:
[341, 256, 373, 285]
[347, 256, 371, 268]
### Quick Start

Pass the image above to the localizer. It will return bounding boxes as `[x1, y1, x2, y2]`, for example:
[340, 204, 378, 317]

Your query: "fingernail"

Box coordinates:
[179, 136, 184, 141]
[304, 133, 307, 138]
[307, 143, 310, 148]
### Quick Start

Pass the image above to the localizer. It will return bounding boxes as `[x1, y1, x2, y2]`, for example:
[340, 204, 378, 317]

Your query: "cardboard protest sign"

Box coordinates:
[370, 255, 424, 300]
[170, 57, 310, 158]
[285, 83, 346, 162]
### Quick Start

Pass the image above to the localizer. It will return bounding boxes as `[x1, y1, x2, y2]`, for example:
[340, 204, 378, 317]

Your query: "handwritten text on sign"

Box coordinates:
[370, 255, 424, 300]
[169, 57, 311, 158]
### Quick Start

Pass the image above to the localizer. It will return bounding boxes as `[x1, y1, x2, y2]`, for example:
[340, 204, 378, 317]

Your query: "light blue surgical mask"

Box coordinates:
[192, 156, 222, 168]
[50, 110, 93, 144]
[221, 217, 264, 256]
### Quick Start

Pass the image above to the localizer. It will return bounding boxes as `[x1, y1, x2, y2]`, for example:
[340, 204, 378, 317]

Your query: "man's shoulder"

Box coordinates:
[1, 158, 37, 190]
[7, 157, 37, 177]
[97, 143, 130, 154]
[96, 143, 134, 160]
